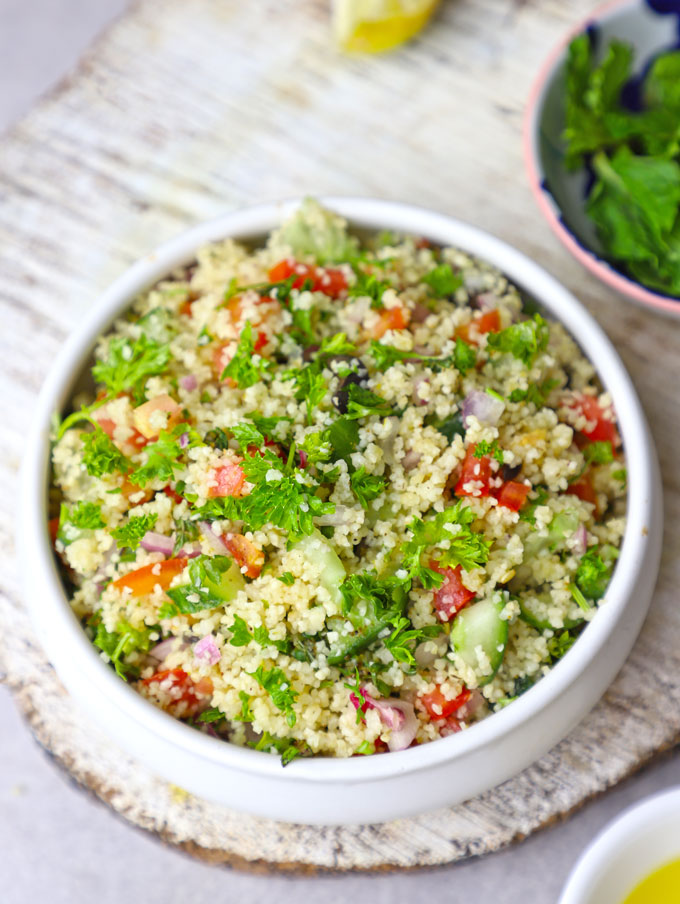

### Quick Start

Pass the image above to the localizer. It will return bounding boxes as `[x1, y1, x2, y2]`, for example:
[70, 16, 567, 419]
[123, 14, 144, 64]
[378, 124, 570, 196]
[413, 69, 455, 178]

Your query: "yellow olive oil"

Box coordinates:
[623, 858, 680, 903]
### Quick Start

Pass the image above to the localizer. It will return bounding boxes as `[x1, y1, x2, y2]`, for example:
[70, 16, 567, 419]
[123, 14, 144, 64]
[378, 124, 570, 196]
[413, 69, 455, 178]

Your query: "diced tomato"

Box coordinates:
[96, 414, 150, 451]
[220, 532, 264, 579]
[569, 394, 618, 445]
[267, 258, 347, 299]
[179, 290, 200, 317]
[48, 517, 60, 545]
[494, 480, 531, 511]
[566, 472, 599, 512]
[454, 446, 494, 497]
[211, 342, 239, 387]
[415, 237, 432, 249]
[132, 394, 183, 440]
[367, 305, 411, 341]
[254, 330, 268, 352]
[112, 558, 186, 597]
[420, 685, 471, 720]
[455, 309, 501, 345]
[163, 484, 185, 505]
[429, 562, 476, 621]
[120, 477, 153, 504]
[207, 462, 247, 498]
[140, 668, 213, 718]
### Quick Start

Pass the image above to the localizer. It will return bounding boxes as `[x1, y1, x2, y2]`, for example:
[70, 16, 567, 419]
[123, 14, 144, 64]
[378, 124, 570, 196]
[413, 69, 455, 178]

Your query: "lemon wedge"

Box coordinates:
[333, 0, 440, 53]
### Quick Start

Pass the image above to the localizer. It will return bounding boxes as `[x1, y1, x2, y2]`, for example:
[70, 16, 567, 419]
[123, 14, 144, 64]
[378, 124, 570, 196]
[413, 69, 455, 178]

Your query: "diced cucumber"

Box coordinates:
[523, 509, 580, 560]
[296, 531, 346, 608]
[450, 595, 508, 686]
[519, 591, 584, 631]
[204, 557, 246, 601]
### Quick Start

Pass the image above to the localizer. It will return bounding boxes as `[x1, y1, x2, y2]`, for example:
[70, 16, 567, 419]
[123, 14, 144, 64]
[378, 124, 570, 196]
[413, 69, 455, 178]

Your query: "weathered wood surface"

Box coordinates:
[1, 0, 679, 872]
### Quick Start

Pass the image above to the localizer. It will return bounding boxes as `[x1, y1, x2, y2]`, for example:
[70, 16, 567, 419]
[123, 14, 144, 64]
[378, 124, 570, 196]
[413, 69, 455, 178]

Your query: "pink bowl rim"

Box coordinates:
[522, 0, 680, 317]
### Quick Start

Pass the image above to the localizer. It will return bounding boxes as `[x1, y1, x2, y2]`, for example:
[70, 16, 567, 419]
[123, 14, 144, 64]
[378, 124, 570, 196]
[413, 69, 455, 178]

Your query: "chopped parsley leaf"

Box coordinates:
[575, 548, 614, 601]
[198, 707, 226, 723]
[277, 572, 296, 586]
[229, 614, 253, 647]
[221, 321, 269, 388]
[198, 447, 334, 542]
[519, 487, 549, 524]
[548, 630, 577, 661]
[345, 384, 394, 419]
[584, 440, 615, 464]
[473, 439, 504, 463]
[93, 618, 153, 680]
[81, 426, 129, 477]
[231, 421, 265, 451]
[403, 501, 490, 587]
[383, 617, 442, 668]
[348, 271, 391, 307]
[111, 513, 158, 550]
[486, 314, 550, 366]
[292, 365, 327, 423]
[58, 502, 105, 544]
[423, 263, 462, 296]
[249, 664, 298, 727]
[368, 338, 476, 376]
[350, 467, 386, 509]
[508, 378, 559, 407]
[129, 425, 199, 487]
[233, 690, 253, 722]
[92, 334, 171, 401]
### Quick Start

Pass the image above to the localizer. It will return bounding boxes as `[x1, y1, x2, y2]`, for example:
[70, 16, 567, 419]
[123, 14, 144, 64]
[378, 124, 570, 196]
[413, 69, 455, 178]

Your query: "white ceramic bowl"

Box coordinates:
[524, 0, 680, 317]
[559, 787, 680, 903]
[19, 198, 663, 825]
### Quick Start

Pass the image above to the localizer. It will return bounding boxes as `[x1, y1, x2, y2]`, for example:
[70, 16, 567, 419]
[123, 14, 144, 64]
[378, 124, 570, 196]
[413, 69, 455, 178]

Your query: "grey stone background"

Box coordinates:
[1, 1, 678, 901]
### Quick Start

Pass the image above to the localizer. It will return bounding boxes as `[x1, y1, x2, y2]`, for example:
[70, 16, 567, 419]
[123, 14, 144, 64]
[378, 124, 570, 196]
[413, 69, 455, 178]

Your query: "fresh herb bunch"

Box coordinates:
[564, 33, 680, 295]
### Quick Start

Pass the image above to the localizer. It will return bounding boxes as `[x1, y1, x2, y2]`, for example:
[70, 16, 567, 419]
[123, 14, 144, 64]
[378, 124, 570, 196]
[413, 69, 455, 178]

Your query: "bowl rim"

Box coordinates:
[522, 0, 680, 317]
[19, 195, 659, 786]
[558, 786, 680, 903]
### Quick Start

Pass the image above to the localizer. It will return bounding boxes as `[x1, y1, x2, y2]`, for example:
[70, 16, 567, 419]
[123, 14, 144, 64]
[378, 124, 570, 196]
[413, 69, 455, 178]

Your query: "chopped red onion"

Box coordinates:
[198, 521, 228, 555]
[412, 374, 430, 406]
[149, 637, 178, 661]
[140, 532, 175, 556]
[179, 431, 190, 449]
[410, 303, 431, 324]
[351, 689, 418, 752]
[454, 688, 484, 722]
[475, 292, 500, 311]
[461, 390, 504, 427]
[179, 374, 198, 391]
[572, 524, 588, 555]
[402, 449, 421, 471]
[177, 541, 202, 559]
[194, 634, 221, 665]
[298, 450, 308, 469]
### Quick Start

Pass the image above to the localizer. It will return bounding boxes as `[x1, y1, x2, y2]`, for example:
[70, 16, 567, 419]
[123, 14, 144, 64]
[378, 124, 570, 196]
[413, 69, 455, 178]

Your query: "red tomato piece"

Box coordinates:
[163, 484, 185, 505]
[112, 558, 186, 597]
[454, 446, 493, 497]
[494, 480, 531, 511]
[207, 462, 247, 498]
[267, 259, 347, 298]
[48, 516, 60, 545]
[429, 562, 476, 621]
[569, 394, 618, 445]
[220, 532, 264, 579]
[141, 668, 213, 719]
[368, 305, 410, 340]
[566, 472, 599, 512]
[420, 685, 471, 720]
[96, 415, 149, 451]
[254, 330, 268, 352]
[455, 308, 501, 345]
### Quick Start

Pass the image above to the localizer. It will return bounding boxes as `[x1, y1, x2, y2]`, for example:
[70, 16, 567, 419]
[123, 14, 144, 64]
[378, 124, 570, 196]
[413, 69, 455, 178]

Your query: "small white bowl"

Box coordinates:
[19, 198, 663, 825]
[524, 0, 680, 317]
[559, 787, 680, 903]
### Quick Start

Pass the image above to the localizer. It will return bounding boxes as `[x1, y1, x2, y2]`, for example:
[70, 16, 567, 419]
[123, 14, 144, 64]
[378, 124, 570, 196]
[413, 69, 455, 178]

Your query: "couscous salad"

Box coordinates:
[50, 200, 626, 762]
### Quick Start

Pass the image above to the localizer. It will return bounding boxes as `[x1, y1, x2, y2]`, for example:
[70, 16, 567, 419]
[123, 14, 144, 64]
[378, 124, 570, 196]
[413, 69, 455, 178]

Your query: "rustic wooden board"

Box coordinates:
[2, 0, 680, 872]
